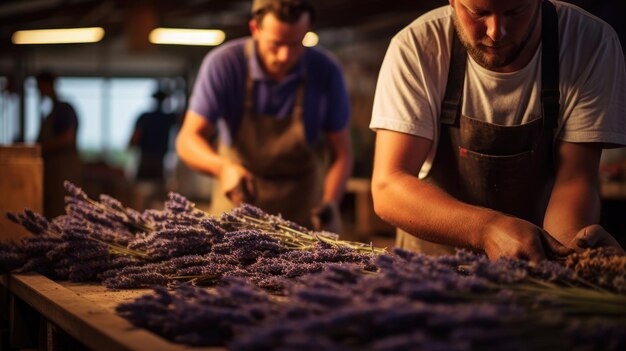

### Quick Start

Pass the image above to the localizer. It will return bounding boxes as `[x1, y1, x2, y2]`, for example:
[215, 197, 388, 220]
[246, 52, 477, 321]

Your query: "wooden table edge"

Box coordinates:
[1, 273, 223, 351]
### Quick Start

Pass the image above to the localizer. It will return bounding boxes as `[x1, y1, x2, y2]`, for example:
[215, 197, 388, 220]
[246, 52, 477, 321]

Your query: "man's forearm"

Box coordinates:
[372, 170, 502, 250]
[543, 141, 603, 247]
[543, 176, 602, 247]
[322, 151, 352, 204]
[372, 130, 554, 260]
[322, 130, 353, 204]
[176, 131, 230, 178]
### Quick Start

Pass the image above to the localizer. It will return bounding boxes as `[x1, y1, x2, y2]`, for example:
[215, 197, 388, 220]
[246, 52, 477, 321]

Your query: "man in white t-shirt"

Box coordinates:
[370, 0, 626, 261]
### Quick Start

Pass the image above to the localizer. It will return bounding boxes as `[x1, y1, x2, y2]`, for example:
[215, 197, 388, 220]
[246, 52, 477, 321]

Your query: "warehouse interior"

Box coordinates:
[1, 1, 626, 351]
[1, 0, 625, 242]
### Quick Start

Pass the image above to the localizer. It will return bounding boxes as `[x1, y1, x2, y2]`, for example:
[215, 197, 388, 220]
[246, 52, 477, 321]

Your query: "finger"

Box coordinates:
[244, 178, 256, 201]
[541, 232, 573, 259]
[577, 226, 597, 247]
[229, 193, 243, 205]
[575, 237, 590, 249]
[574, 225, 607, 249]
[525, 247, 546, 263]
[226, 185, 244, 205]
[588, 228, 625, 254]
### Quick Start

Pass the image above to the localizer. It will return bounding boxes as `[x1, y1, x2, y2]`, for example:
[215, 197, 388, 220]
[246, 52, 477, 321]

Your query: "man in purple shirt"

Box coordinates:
[176, 0, 352, 232]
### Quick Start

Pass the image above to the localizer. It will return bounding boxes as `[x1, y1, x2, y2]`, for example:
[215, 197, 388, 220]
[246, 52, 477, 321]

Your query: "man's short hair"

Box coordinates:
[35, 71, 56, 84]
[251, 0, 316, 25]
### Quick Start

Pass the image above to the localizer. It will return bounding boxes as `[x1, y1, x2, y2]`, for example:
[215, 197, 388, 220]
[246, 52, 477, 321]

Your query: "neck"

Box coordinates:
[267, 71, 286, 82]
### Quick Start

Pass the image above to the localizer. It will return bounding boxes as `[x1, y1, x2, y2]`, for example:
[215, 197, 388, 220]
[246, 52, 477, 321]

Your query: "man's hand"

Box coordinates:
[219, 162, 255, 205]
[311, 201, 342, 234]
[569, 224, 625, 254]
[482, 215, 572, 262]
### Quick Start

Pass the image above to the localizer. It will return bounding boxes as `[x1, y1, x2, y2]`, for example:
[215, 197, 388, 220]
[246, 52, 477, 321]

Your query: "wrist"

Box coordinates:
[216, 158, 236, 179]
[474, 210, 506, 252]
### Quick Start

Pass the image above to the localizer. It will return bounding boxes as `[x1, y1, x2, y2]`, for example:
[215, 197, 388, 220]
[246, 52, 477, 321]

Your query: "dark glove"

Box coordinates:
[311, 202, 342, 234]
[226, 178, 256, 205]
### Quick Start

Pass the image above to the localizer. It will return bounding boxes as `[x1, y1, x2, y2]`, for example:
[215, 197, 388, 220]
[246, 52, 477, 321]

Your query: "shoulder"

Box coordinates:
[380, 5, 453, 84]
[383, 5, 454, 74]
[555, 1, 620, 48]
[303, 46, 345, 78]
[391, 6, 453, 52]
[56, 101, 77, 116]
[199, 38, 247, 73]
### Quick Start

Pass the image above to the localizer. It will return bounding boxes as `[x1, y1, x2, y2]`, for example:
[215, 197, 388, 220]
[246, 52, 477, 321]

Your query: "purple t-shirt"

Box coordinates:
[188, 37, 350, 145]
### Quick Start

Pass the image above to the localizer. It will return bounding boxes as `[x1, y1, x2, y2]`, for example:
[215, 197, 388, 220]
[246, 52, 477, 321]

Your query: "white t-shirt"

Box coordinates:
[370, 0, 626, 178]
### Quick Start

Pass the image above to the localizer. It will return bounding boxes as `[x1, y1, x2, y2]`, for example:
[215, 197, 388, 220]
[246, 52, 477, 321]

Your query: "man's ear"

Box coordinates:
[249, 19, 259, 38]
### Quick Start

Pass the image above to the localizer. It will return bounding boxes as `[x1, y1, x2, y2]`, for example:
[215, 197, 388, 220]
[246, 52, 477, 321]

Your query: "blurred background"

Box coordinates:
[1, 0, 625, 243]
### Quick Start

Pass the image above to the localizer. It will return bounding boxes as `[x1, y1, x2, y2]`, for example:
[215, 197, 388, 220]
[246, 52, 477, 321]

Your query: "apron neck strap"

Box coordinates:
[541, 0, 560, 132]
[244, 39, 255, 119]
[442, 0, 560, 130]
[441, 30, 467, 126]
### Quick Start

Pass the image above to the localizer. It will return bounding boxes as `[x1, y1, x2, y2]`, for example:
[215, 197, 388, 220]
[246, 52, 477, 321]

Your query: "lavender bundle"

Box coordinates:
[565, 248, 626, 294]
[2, 181, 381, 291]
[2, 182, 626, 350]
[118, 251, 626, 350]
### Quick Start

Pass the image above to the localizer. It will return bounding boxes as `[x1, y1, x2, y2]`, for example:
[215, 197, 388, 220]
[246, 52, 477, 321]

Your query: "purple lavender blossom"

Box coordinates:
[63, 180, 88, 200]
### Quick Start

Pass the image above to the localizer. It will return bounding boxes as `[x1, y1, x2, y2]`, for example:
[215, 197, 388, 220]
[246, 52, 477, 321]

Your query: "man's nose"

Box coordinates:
[486, 15, 507, 42]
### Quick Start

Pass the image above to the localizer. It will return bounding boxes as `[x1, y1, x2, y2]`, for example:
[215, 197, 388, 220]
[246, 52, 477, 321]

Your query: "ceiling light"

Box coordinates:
[12, 27, 105, 44]
[149, 28, 225, 46]
[302, 32, 318, 47]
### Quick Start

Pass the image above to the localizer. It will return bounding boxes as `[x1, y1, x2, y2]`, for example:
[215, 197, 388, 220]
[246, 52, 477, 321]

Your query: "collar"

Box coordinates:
[247, 38, 306, 83]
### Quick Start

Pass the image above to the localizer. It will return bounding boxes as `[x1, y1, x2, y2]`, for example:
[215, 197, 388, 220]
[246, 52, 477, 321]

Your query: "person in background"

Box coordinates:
[129, 89, 178, 182]
[36, 71, 82, 218]
[176, 0, 353, 233]
[370, 0, 626, 261]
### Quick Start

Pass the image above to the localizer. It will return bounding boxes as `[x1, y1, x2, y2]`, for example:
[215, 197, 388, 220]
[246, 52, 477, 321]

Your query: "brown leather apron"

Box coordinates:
[37, 102, 82, 218]
[397, 1, 560, 255]
[210, 40, 325, 227]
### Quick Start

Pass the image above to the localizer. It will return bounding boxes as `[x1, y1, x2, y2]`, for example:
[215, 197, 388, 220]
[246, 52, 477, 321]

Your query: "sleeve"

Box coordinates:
[188, 51, 229, 123]
[369, 29, 448, 142]
[558, 23, 626, 148]
[323, 59, 351, 132]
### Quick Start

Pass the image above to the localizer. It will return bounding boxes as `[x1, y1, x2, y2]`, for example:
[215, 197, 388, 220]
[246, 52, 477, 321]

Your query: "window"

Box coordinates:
[0, 76, 184, 167]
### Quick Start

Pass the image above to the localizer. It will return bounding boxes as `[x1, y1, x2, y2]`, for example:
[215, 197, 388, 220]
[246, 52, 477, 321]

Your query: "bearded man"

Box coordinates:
[370, 0, 626, 260]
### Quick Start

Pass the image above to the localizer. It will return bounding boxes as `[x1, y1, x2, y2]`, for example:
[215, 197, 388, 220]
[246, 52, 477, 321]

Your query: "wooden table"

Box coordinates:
[0, 273, 223, 351]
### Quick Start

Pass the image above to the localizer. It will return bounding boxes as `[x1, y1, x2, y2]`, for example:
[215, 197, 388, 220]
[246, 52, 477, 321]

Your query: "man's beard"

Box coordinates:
[452, 5, 540, 70]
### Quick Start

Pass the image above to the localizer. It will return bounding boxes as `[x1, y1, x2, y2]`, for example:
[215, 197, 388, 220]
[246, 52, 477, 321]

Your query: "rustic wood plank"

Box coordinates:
[0, 144, 41, 160]
[1, 274, 224, 351]
[0, 145, 43, 242]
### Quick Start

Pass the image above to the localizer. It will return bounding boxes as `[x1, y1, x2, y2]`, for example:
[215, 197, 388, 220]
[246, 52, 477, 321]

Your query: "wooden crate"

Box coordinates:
[0, 144, 43, 242]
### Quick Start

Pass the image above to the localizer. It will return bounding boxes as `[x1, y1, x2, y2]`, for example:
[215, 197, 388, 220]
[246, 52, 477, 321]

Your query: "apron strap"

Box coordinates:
[441, 30, 467, 126]
[244, 39, 256, 120]
[442, 2, 560, 134]
[292, 75, 306, 122]
[541, 0, 560, 157]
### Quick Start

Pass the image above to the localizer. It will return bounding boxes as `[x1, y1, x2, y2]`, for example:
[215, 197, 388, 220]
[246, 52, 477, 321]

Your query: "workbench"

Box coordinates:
[0, 273, 223, 351]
